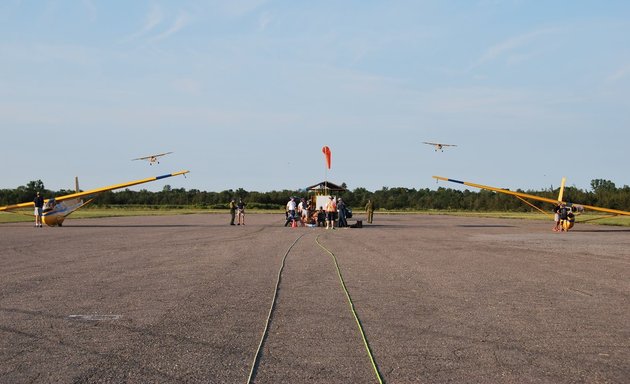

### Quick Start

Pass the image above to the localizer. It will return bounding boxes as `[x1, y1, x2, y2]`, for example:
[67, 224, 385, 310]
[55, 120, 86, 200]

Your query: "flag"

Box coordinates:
[322, 146, 331, 169]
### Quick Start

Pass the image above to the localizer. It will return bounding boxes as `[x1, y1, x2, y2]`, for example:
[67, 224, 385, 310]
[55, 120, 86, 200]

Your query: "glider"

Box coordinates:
[0, 170, 189, 227]
[132, 152, 173, 165]
[433, 175, 630, 231]
[423, 142, 457, 152]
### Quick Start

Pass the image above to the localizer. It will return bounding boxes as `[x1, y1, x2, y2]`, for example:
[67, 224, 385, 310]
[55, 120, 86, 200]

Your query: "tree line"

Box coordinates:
[2, 179, 629, 212]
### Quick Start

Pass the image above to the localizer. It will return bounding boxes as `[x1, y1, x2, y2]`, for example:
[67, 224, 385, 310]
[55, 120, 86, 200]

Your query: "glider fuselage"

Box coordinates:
[41, 198, 85, 227]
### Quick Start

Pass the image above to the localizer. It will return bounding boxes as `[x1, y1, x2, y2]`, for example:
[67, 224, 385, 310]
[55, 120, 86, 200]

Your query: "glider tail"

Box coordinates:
[558, 177, 566, 202]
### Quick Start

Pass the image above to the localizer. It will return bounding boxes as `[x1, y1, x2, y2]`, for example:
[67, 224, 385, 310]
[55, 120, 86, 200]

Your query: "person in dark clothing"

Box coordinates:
[237, 199, 246, 225]
[559, 204, 569, 221]
[365, 199, 374, 224]
[284, 210, 298, 227]
[229, 199, 237, 225]
[337, 198, 348, 228]
[316, 207, 326, 227]
[33, 192, 44, 227]
[558, 203, 569, 231]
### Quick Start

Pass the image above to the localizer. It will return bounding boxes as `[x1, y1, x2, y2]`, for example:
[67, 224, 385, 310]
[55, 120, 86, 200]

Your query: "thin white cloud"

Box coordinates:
[151, 11, 191, 42]
[607, 64, 630, 82]
[221, 0, 269, 17]
[143, 5, 165, 34]
[81, 0, 97, 21]
[477, 0, 524, 6]
[472, 27, 560, 68]
[121, 5, 164, 42]
[258, 11, 272, 31]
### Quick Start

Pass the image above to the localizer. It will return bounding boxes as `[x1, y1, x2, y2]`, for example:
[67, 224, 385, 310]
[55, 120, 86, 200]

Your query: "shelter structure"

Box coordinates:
[306, 181, 346, 195]
[306, 181, 346, 210]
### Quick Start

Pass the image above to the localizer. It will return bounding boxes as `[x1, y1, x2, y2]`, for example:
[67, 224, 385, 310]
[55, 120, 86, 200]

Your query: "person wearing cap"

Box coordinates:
[33, 192, 44, 227]
[229, 199, 237, 225]
[325, 196, 337, 229]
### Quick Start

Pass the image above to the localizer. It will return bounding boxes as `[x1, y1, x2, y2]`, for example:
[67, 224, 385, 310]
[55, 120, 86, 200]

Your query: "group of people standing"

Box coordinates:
[284, 197, 313, 227]
[552, 202, 578, 232]
[285, 195, 341, 228]
[229, 199, 246, 225]
[283, 196, 375, 229]
[227, 196, 375, 228]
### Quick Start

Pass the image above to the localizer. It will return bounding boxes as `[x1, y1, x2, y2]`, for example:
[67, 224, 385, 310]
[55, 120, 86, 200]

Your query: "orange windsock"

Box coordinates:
[322, 146, 331, 169]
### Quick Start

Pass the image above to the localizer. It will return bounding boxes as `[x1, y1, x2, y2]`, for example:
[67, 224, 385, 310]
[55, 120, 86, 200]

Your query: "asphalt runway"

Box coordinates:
[1, 213, 629, 383]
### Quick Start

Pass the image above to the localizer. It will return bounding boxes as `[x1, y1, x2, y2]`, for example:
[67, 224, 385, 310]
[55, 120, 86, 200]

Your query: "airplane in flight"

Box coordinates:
[423, 142, 457, 152]
[432, 175, 630, 231]
[0, 170, 189, 227]
[132, 152, 173, 165]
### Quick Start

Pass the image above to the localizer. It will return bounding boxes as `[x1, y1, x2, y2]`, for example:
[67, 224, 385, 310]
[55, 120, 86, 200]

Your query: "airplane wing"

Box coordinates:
[132, 151, 173, 161]
[0, 170, 189, 211]
[0, 201, 37, 211]
[432, 175, 630, 216]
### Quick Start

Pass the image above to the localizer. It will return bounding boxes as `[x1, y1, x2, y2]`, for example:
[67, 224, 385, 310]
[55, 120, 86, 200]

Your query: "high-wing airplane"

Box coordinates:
[433, 175, 630, 231]
[0, 170, 189, 227]
[132, 152, 173, 165]
[423, 142, 457, 152]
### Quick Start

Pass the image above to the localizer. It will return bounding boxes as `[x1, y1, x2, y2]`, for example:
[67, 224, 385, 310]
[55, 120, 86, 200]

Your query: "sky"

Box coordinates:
[1, 0, 629, 194]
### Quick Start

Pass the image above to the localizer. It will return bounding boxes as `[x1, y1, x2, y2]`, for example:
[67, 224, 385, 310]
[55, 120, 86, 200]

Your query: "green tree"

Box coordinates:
[591, 179, 616, 193]
[26, 180, 45, 192]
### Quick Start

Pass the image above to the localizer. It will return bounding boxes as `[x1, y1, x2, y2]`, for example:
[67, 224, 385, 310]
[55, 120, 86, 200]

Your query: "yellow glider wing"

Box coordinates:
[0, 201, 37, 211]
[0, 170, 189, 211]
[432, 175, 630, 217]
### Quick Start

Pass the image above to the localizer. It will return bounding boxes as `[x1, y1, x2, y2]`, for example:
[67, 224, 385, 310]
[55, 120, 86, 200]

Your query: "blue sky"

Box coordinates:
[1, 1, 629, 194]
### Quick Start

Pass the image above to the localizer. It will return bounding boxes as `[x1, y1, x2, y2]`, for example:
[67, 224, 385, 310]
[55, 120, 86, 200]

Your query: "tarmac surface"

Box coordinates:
[1, 213, 629, 383]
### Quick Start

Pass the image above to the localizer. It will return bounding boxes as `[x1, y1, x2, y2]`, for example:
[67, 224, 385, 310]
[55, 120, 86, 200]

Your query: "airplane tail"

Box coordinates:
[557, 177, 566, 202]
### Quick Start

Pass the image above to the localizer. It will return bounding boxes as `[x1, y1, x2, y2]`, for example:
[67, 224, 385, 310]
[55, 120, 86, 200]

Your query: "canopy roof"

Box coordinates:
[306, 181, 346, 192]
